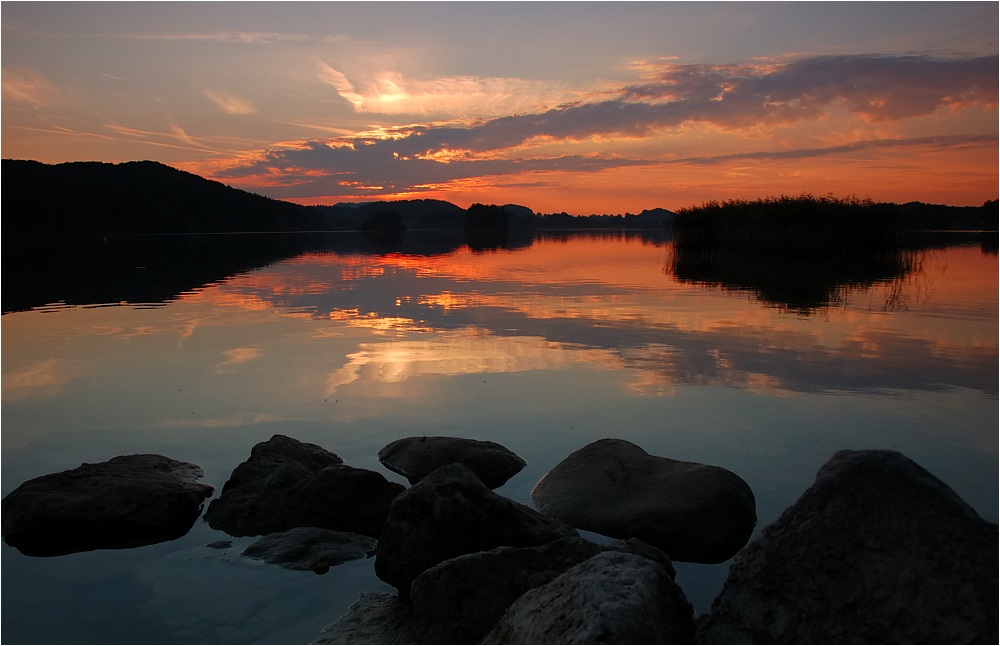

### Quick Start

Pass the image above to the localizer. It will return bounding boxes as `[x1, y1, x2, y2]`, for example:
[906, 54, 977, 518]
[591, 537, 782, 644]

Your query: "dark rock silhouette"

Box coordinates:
[698, 449, 999, 644]
[203, 434, 404, 538]
[377, 436, 527, 488]
[242, 527, 376, 573]
[1, 454, 214, 556]
[482, 550, 695, 644]
[531, 438, 756, 563]
[374, 463, 577, 597]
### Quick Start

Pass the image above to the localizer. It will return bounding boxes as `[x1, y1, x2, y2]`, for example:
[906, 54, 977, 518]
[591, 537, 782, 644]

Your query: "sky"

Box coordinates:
[2, 2, 997, 214]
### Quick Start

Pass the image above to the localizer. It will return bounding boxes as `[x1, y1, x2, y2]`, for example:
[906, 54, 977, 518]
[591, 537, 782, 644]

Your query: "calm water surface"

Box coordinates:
[3, 232, 997, 644]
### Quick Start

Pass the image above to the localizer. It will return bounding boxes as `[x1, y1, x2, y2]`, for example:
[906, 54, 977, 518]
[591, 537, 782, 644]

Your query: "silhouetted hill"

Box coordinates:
[2, 159, 329, 234]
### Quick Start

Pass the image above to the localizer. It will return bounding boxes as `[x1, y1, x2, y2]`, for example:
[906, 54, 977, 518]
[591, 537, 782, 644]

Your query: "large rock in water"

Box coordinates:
[203, 434, 404, 537]
[531, 438, 756, 563]
[482, 550, 696, 644]
[1, 454, 214, 556]
[698, 450, 999, 644]
[377, 436, 526, 488]
[375, 463, 578, 597]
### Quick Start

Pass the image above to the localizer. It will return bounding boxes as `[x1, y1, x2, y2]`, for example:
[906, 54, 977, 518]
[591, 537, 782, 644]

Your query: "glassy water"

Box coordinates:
[3, 231, 997, 644]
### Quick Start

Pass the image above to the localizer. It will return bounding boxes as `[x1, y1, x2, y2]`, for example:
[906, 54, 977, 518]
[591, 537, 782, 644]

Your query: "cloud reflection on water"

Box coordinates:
[170, 236, 996, 399]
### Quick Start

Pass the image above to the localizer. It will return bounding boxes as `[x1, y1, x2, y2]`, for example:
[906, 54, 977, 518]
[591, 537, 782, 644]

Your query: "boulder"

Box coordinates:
[1, 454, 214, 556]
[482, 550, 696, 644]
[375, 463, 577, 597]
[315, 537, 689, 644]
[242, 527, 377, 573]
[698, 450, 999, 644]
[203, 434, 404, 537]
[378, 436, 526, 488]
[531, 438, 756, 563]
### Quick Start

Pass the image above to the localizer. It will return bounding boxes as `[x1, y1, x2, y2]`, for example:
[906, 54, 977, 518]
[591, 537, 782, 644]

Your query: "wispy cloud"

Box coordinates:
[118, 30, 319, 44]
[669, 134, 998, 165]
[204, 89, 256, 115]
[2, 66, 68, 107]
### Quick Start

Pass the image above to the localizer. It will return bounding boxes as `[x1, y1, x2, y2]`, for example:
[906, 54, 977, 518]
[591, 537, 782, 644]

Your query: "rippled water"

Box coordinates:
[3, 232, 996, 644]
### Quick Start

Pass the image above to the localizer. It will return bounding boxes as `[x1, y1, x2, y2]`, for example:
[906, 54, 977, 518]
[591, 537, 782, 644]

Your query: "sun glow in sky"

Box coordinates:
[2, 2, 997, 213]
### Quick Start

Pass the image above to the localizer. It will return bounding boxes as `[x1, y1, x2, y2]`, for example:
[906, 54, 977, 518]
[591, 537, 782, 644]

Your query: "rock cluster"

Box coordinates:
[315, 536, 695, 644]
[4, 434, 994, 644]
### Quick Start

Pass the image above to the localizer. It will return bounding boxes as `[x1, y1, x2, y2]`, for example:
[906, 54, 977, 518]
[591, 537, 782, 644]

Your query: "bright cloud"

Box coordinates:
[318, 62, 577, 117]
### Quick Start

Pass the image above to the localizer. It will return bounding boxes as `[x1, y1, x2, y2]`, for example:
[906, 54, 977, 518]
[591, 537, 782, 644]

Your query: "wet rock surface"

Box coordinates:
[531, 438, 756, 563]
[377, 435, 526, 488]
[698, 449, 999, 644]
[203, 434, 404, 537]
[374, 463, 577, 596]
[1, 454, 214, 556]
[242, 527, 376, 573]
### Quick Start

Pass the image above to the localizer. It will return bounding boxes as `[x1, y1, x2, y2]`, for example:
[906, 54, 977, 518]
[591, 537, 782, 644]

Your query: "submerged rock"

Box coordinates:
[531, 438, 756, 563]
[204, 434, 404, 538]
[483, 550, 696, 644]
[375, 463, 577, 597]
[377, 436, 526, 488]
[1, 454, 214, 557]
[698, 449, 999, 644]
[242, 527, 376, 573]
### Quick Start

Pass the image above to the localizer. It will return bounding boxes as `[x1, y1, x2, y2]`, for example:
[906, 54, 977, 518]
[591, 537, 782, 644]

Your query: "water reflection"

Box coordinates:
[6, 232, 995, 399]
[137, 236, 993, 398]
[665, 245, 920, 313]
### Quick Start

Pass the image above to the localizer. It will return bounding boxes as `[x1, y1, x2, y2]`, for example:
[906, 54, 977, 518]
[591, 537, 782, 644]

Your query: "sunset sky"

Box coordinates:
[3, 2, 997, 214]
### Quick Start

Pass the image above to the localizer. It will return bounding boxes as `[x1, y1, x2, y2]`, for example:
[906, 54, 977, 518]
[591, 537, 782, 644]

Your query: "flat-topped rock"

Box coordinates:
[2, 454, 214, 556]
[378, 436, 526, 489]
[531, 438, 756, 563]
[204, 434, 404, 537]
[698, 449, 999, 644]
[375, 463, 577, 597]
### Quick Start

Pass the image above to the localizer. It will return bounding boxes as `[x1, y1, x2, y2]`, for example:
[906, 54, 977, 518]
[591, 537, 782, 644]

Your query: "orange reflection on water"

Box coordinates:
[161, 235, 996, 397]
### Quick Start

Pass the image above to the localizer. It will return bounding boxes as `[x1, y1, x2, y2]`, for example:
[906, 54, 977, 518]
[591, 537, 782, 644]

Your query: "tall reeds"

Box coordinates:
[672, 194, 902, 255]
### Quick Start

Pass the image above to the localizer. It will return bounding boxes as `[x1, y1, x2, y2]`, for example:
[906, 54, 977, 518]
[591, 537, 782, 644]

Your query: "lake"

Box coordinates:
[2, 230, 997, 644]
